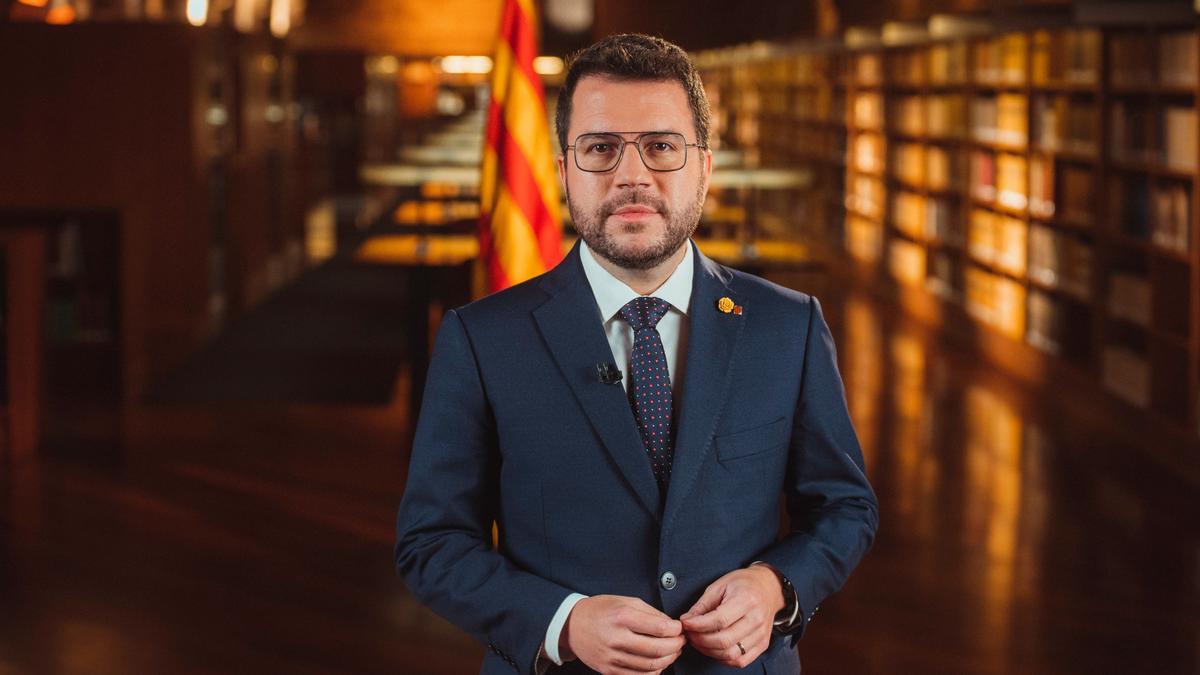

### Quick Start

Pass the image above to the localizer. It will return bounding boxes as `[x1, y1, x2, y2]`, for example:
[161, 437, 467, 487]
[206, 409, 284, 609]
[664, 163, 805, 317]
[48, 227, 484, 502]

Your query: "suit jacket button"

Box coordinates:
[660, 571, 677, 590]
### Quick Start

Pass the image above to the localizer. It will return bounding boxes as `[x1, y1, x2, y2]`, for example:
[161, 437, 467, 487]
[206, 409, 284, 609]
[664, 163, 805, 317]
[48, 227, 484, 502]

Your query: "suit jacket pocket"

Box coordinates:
[714, 416, 790, 463]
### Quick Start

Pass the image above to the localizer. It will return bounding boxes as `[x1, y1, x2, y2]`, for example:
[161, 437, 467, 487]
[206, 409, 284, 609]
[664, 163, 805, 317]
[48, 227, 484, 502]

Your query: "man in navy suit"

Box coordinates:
[395, 34, 878, 674]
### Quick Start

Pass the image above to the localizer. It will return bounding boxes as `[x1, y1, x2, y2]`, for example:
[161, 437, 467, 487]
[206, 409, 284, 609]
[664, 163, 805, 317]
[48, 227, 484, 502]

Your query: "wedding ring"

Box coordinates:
[736, 641, 746, 656]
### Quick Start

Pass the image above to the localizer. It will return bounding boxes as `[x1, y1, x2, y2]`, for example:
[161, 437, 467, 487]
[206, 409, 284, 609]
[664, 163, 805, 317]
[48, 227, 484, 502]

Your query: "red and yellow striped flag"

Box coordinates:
[478, 0, 563, 293]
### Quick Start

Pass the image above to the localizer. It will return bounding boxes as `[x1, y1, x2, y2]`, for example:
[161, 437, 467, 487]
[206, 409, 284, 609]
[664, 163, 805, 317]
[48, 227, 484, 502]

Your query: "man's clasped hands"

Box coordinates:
[559, 565, 786, 675]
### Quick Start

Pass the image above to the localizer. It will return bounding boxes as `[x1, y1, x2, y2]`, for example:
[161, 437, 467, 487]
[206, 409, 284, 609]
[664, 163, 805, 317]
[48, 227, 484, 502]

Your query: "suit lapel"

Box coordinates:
[663, 242, 745, 529]
[533, 242, 663, 522]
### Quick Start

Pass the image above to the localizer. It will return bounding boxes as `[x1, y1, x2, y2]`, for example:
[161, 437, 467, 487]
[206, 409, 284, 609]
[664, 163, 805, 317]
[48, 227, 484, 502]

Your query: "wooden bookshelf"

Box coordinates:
[698, 19, 1200, 445]
[699, 44, 848, 251]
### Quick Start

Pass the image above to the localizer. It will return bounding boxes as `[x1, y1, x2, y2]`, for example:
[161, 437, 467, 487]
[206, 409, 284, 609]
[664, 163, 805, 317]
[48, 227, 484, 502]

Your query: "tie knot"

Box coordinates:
[619, 296, 671, 332]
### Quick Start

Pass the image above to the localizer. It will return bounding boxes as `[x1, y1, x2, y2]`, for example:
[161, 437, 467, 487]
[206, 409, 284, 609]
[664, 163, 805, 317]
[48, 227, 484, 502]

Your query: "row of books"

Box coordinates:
[929, 42, 969, 86]
[1102, 345, 1150, 409]
[1157, 31, 1198, 88]
[860, 184, 1173, 316]
[971, 151, 1028, 211]
[891, 191, 958, 244]
[927, 146, 968, 194]
[891, 143, 926, 188]
[968, 208, 1028, 277]
[795, 89, 843, 125]
[965, 265, 1027, 339]
[851, 88, 1191, 175]
[1110, 31, 1198, 88]
[1109, 101, 1157, 164]
[724, 28, 1193, 93]
[1032, 96, 1099, 156]
[889, 243, 1100, 360]
[847, 174, 885, 221]
[892, 143, 968, 193]
[894, 207, 1096, 304]
[928, 95, 969, 139]
[889, 95, 968, 139]
[889, 238, 926, 287]
[846, 213, 884, 262]
[1108, 272, 1152, 326]
[888, 194, 1097, 303]
[1110, 103, 1198, 170]
[792, 126, 846, 164]
[851, 132, 886, 175]
[1030, 158, 1095, 226]
[888, 49, 927, 88]
[927, 251, 963, 301]
[853, 92, 884, 129]
[854, 53, 883, 87]
[1163, 107, 1198, 172]
[889, 96, 923, 137]
[1108, 177, 1192, 254]
[851, 29, 1187, 91]
[1028, 225, 1093, 300]
[1032, 29, 1101, 86]
[971, 94, 1028, 147]
[760, 88, 787, 117]
[1027, 290, 1070, 355]
[793, 53, 841, 87]
[753, 59, 790, 87]
[973, 33, 1028, 87]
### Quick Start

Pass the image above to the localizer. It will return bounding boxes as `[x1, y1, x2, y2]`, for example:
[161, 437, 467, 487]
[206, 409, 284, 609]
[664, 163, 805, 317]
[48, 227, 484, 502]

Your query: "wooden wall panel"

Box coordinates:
[0, 23, 216, 400]
[292, 0, 504, 55]
[0, 230, 47, 462]
[593, 0, 819, 51]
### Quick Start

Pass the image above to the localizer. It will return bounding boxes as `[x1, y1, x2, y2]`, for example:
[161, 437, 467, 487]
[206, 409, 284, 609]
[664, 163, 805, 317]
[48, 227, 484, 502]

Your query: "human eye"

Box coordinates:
[642, 135, 680, 154]
[582, 136, 618, 155]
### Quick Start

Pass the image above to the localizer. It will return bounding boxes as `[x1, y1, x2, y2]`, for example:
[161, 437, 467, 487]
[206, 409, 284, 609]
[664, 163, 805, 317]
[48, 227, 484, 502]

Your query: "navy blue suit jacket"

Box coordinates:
[395, 240, 878, 674]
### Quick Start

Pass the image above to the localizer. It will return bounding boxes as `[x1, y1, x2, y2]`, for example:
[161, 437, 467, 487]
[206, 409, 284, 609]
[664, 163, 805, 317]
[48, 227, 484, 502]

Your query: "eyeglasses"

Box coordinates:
[565, 132, 707, 173]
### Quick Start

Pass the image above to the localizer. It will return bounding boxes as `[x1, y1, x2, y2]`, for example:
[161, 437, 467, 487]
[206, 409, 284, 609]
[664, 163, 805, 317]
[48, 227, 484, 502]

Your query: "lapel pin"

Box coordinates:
[733, 305, 743, 315]
[717, 297, 734, 313]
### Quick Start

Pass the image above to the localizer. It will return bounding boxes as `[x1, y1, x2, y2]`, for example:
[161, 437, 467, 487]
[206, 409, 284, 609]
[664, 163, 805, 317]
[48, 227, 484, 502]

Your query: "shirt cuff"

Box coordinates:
[542, 592, 588, 667]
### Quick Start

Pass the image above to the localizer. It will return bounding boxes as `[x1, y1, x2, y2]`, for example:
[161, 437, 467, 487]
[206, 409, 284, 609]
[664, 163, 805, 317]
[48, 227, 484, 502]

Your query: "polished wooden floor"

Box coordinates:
[1, 265, 1198, 674]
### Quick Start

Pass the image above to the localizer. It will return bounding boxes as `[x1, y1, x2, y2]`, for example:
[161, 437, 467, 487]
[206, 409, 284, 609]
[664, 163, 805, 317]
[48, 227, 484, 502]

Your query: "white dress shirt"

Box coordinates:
[580, 238, 693, 396]
[538, 239, 694, 669]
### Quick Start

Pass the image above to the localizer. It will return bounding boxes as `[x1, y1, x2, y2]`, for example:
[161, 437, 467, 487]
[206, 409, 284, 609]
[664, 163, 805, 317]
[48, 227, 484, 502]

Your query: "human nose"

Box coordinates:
[612, 139, 653, 188]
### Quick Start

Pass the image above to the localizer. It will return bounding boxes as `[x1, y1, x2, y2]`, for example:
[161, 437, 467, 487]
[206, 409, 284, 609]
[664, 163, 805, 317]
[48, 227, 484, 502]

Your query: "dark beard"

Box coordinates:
[569, 183, 705, 271]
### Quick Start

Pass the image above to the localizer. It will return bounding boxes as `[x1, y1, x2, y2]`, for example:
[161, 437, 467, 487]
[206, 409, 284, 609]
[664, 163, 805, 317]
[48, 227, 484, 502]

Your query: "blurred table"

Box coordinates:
[354, 234, 814, 268]
[360, 163, 811, 190]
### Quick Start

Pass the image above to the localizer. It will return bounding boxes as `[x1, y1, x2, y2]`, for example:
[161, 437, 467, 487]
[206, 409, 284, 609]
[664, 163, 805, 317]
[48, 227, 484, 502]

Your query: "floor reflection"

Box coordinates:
[816, 287, 1199, 675]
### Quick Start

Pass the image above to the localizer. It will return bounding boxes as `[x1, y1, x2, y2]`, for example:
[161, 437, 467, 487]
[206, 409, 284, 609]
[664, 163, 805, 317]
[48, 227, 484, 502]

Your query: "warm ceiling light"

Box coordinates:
[233, 0, 257, 32]
[269, 0, 290, 37]
[438, 56, 492, 75]
[17, 0, 50, 6]
[186, 0, 208, 26]
[45, 4, 76, 23]
[533, 56, 564, 76]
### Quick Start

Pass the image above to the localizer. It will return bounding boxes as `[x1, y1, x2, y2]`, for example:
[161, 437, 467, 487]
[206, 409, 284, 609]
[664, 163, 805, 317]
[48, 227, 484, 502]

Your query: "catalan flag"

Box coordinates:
[478, 0, 563, 293]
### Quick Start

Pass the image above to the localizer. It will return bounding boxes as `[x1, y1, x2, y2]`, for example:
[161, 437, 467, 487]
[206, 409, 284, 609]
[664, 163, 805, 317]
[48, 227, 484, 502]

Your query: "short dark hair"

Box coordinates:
[555, 33, 712, 152]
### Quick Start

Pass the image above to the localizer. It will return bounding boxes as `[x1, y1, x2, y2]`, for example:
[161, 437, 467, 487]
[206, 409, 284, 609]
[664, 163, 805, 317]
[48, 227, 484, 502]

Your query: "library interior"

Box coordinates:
[1, 0, 1198, 673]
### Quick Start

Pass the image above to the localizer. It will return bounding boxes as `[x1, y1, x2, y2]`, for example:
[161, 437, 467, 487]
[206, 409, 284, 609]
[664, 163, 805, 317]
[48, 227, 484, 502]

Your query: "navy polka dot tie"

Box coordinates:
[619, 296, 674, 488]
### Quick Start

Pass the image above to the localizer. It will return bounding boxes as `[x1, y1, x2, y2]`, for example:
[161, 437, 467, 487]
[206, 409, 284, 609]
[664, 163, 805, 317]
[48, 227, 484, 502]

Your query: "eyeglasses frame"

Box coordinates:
[564, 131, 709, 173]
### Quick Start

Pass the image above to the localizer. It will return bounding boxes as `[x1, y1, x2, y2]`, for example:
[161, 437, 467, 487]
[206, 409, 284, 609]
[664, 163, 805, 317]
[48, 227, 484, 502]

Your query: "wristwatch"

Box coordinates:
[772, 571, 800, 630]
[751, 561, 801, 631]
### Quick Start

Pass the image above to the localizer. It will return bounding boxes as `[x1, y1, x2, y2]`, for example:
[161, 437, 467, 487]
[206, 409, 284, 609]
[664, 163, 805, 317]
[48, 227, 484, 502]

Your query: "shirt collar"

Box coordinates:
[579, 238, 694, 324]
